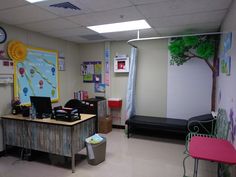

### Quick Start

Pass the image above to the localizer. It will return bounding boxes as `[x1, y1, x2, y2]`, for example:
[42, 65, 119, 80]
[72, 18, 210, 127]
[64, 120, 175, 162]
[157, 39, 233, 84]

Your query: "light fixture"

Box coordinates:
[25, 0, 48, 3]
[87, 20, 151, 33]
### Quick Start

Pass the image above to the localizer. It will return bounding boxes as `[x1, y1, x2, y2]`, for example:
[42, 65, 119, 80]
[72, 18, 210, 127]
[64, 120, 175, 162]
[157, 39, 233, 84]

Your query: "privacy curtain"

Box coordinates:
[126, 47, 138, 120]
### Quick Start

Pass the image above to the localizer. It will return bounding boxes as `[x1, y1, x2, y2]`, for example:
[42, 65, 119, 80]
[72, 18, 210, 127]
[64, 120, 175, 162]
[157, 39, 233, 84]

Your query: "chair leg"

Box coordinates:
[127, 124, 130, 138]
[218, 163, 230, 177]
[193, 159, 199, 177]
[183, 154, 189, 177]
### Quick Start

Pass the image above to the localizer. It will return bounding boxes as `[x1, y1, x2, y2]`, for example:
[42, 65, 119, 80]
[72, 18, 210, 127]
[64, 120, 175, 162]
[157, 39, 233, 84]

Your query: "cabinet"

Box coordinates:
[83, 97, 107, 132]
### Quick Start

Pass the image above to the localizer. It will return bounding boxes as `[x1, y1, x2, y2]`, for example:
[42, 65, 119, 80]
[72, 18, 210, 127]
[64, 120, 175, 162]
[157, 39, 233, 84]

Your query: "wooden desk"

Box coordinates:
[1, 114, 96, 172]
[189, 136, 236, 177]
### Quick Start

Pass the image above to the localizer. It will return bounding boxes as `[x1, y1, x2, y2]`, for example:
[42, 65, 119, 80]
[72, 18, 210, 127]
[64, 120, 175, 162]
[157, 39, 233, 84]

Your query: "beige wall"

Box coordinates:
[134, 40, 168, 117]
[0, 23, 82, 113]
[110, 41, 131, 125]
[0, 23, 83, 150]
[0, 23, 169, 127]
[79, 40, 168, 125]
[77, 42, 105, 98]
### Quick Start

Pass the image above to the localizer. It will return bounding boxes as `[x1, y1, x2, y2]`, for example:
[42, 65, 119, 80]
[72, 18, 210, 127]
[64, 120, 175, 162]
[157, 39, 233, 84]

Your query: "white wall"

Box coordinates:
[167, 51, 212, 119]
[217, 0, 236, 149]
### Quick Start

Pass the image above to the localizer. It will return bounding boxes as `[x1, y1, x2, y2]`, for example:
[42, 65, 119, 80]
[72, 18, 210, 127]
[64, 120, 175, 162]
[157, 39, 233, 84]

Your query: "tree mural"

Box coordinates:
[168, 35, 219, 111]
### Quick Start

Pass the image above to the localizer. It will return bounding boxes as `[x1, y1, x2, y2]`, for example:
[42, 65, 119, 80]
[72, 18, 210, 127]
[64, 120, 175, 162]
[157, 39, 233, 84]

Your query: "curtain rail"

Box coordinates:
[127, 31, 224, 48]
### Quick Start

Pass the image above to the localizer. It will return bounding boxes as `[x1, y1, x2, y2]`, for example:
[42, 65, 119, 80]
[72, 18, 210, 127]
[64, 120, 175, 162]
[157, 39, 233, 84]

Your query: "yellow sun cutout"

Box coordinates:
[8, 41, 27, 62]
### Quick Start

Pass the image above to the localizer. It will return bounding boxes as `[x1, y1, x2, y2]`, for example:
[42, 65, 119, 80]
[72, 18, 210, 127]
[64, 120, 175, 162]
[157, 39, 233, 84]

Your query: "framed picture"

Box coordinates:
[59, 57, 65, 71]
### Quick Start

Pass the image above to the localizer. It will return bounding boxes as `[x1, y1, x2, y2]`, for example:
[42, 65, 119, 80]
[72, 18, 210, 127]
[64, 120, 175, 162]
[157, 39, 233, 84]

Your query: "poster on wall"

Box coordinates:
[104, 43, 110, 86]
[82, 61, 102, 83]
[224, 32, 232, 53]
[221, 55, 231, 76]
[95, 83, 105, 93]
[14, 47, 59, 105]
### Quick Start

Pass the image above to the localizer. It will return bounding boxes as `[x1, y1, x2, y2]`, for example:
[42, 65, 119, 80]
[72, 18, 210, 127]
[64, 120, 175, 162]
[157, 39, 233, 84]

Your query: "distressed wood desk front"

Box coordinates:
[1, 114, 96, 172]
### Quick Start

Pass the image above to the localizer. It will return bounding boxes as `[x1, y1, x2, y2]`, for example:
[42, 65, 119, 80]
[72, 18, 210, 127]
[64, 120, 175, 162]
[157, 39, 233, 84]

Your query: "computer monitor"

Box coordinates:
[30, 96, 52, 118]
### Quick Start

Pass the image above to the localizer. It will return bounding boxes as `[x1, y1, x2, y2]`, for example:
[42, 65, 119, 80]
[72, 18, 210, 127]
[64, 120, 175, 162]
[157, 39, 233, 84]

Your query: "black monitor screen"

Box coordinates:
[30, 96, 52, 118]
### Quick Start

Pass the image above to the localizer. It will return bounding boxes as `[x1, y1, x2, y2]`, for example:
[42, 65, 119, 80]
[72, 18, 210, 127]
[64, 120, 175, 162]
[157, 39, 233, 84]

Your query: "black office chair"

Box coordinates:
[64, 99, 82, 109]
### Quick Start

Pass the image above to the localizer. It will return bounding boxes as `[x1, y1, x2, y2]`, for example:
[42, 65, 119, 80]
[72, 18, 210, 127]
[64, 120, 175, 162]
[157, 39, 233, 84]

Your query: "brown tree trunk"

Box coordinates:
[211, 65, 217, 111]
[211, 36, 220, 111]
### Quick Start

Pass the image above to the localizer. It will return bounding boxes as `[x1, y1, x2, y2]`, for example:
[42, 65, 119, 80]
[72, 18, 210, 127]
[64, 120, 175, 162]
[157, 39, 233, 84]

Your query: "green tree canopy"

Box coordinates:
[168, 35, 216, 70]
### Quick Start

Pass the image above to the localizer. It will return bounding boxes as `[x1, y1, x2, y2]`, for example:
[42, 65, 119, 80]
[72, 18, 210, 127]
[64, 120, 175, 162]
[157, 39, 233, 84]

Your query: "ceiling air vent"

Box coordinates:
[49, 2, 80, 10]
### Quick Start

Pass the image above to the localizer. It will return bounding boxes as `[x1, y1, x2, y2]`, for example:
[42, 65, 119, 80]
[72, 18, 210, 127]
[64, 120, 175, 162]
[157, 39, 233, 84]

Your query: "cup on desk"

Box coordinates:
[22, 106, 30, 117]
[12, 105, 21, 115]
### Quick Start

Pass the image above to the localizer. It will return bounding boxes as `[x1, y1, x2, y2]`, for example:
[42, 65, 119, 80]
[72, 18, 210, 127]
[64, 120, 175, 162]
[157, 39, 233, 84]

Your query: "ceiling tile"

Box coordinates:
[42, 27, 97, 37]
[18, 18, 79, 32]
[62, 35, 110, 43]
[0, 0, 29, 10]
[67, 6, 144, 26]
[129, 0, 169, 5]
[79, 0, 132, 12]
[102, 28, 158, 41]
[35, 0, 92, 17]
[60, 35, 87, 43]
[137, 0, 232, 18]
[0, 4, 57, 25]
[156, 22, 220, 36]
[148, 10, 227, 28]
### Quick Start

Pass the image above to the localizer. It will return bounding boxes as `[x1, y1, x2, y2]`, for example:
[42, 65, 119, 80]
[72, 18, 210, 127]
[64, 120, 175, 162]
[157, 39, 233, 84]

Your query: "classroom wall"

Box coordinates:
[110, 41, 131, 125]
[77, 42, 105, 98]
[167, 51, 212, 120]
[79, 40, 168, 125]
[217, 0, 236, 148]
[0, 23, 82, 151]
[134, 40, 168, 117]
[79, 38, 213, 124]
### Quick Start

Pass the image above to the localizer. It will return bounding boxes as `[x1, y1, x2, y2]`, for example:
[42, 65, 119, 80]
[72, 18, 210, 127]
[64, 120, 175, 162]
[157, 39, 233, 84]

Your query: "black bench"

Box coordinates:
[125, 114, 214, 138]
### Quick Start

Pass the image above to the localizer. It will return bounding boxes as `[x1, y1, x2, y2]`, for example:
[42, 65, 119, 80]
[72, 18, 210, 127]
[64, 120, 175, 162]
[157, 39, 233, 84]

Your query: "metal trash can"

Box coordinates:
[86, 137, 106, 165]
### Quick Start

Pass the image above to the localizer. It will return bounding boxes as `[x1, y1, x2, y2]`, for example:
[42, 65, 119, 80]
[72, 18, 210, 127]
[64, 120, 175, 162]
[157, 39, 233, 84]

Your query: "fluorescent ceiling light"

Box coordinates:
[87, 20, 151, 33]
[25, 0, 48, 3]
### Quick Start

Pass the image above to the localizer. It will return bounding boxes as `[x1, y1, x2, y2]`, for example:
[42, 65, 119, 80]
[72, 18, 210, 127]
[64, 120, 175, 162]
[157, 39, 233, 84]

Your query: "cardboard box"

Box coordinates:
[99, 117, 112, 134]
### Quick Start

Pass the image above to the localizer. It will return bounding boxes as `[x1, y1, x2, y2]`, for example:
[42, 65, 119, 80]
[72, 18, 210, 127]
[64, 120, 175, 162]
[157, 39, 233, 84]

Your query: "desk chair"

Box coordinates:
[64, 99, 82, 109]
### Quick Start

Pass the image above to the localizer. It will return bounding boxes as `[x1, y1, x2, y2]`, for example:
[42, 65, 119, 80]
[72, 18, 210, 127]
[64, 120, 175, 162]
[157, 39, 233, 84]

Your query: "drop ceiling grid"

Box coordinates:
[102, 28, 159, 40]
[42, 27, 98, 37]
[155, 21, 222, 36]
[136, 0, 232, 19]
[148, 10, 227, 28]
[67, 6, 144, 26]
[0, 0, 233, 43]
[19, 18, 81, 32]
[0, 0, 29, 10]
[34, 0, 92, 17]
[0, 4, 58, 25]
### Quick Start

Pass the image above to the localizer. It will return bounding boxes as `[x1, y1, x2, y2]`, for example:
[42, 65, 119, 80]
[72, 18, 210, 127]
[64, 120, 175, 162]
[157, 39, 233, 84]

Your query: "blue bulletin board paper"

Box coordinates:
[14, 46, 59, 105]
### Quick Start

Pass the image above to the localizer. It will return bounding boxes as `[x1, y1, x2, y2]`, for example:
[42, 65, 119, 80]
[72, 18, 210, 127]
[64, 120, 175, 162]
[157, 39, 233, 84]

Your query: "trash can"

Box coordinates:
[86, 137, 106, 165]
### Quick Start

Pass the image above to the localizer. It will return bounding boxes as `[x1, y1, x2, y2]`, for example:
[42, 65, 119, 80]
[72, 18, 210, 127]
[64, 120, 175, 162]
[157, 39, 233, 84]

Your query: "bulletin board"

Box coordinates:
[81, 61, 102, 83]
[14, 47, 59, 105]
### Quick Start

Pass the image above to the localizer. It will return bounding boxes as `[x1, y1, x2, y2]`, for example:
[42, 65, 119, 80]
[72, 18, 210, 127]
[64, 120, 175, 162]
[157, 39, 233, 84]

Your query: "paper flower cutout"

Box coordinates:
[7, 40, 27, 62]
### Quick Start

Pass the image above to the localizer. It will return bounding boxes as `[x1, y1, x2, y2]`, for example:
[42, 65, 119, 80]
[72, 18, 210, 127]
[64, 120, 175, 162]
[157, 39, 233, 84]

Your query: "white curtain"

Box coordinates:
[126, 47, 138, 120]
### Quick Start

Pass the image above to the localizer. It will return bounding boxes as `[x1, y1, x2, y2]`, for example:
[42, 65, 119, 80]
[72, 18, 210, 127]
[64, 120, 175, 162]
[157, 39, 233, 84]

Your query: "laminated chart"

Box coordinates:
[8, 41, 59, 105]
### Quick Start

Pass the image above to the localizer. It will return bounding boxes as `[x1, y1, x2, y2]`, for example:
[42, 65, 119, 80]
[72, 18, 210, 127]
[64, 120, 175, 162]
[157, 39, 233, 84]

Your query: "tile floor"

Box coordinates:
[0, 129, 217, 177]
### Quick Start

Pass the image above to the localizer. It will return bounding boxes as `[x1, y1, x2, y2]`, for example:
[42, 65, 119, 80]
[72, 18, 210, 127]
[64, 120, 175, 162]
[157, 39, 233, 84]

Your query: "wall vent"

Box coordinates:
[49, 2, 80, 10]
